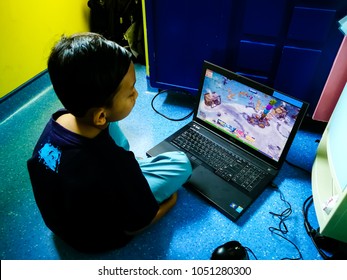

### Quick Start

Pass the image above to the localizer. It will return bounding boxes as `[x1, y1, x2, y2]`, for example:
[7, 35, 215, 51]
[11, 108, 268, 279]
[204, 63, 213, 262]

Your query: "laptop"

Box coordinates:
[146, 61, 309, 221]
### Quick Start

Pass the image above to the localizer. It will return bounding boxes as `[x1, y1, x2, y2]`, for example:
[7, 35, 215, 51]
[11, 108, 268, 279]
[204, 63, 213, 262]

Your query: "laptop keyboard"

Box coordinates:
[172, 128, 266, 192]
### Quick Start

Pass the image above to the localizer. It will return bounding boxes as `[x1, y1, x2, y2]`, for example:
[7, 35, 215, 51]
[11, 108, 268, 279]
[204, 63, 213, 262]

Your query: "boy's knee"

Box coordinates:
[171, 151, 189, 163]
[141, 151, 192, 203]
[140, 151, 192, 182]
[166, 151, 192, 179]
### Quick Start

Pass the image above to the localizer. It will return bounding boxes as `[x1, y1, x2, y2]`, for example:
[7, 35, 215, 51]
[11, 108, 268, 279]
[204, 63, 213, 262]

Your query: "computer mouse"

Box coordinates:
[211, 241, 249, 260]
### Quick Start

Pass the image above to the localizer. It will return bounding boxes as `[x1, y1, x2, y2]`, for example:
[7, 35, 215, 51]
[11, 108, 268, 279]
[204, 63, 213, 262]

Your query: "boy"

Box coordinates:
[27, 32, 192, 252]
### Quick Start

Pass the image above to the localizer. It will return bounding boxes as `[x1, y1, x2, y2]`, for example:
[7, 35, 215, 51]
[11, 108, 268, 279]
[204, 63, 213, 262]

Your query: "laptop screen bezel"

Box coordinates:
[192, 61, 309, 169]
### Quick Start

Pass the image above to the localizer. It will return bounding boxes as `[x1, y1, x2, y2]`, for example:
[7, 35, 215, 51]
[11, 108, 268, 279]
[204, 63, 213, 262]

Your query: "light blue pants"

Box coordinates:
[109, 122, 192, 203]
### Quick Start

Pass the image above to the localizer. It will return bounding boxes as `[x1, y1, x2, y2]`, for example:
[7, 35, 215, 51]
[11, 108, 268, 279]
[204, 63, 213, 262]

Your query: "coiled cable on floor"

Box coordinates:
[151, 89, 196, 121]
[268, 185, 303, 260]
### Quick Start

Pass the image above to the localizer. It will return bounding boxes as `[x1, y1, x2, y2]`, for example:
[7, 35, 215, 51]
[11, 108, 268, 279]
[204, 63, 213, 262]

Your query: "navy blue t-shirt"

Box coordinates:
[27, 110, 159, 252]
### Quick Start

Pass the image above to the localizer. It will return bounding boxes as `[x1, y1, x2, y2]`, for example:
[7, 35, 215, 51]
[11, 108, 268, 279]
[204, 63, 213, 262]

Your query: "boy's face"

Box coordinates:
[106, 62, 138, 122]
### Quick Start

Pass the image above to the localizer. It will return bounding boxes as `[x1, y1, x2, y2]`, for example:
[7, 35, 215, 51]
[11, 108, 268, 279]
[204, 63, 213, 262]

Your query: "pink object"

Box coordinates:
[313, 36, 347, 122]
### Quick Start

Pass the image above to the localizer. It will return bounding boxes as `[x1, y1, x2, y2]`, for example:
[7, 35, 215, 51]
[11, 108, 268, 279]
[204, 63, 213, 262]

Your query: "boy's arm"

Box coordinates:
[124, 192, 177, 235]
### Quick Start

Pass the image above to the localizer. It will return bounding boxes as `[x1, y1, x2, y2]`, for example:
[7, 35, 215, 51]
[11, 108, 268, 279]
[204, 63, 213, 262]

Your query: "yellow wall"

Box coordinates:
[0, 0, 90, 98]
[141, 0, 150, 76]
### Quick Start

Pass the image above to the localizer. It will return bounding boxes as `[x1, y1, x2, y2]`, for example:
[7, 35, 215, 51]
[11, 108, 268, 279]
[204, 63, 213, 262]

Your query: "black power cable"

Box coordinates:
[150, 89, 196, 121]
[286, 159, 347, 259]
[303, 196, 347, 260]
[268, 185, 304, 260]
[302, 195, 333, 260]
[244, 246, 258, 260]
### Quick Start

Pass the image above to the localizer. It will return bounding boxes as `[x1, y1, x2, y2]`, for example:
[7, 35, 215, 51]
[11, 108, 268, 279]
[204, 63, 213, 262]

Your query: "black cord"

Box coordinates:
[285, 157, 334, 259]
[244, 247, 258, 260]
[150, 89, 196, 121]
[286, 160, 340, 259]
[268, 187, 303, 260]
[240, 187, 303, 260]
[303, 195, 314, 236]
[302, 195, 331, 260]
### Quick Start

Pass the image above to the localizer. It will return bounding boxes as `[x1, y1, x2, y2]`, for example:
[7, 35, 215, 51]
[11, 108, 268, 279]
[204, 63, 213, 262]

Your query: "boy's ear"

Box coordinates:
[92, 108, 108, 126]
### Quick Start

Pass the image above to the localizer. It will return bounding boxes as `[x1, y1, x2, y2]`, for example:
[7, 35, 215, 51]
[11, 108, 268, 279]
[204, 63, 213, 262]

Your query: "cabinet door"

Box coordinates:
[145, 0, 347, 115]
[145, 0, 234, 92]
[234, 0, 347, 114]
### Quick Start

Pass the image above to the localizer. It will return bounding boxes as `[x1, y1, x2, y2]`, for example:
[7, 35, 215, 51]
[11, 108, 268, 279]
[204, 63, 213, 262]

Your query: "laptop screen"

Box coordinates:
[196, 64, 305, 163]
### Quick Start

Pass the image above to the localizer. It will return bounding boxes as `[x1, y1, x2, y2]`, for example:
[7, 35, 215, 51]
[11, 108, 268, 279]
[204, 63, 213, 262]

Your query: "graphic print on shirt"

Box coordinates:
[38, 143, 61, 173]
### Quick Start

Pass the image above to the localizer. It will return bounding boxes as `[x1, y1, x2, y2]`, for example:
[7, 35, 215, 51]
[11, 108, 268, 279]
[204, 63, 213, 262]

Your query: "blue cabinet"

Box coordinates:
[145, 0, 347, 115]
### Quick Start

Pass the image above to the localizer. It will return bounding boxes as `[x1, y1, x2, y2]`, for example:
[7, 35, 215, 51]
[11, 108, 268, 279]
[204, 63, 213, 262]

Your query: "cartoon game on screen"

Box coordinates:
[197, 70, 300, 161]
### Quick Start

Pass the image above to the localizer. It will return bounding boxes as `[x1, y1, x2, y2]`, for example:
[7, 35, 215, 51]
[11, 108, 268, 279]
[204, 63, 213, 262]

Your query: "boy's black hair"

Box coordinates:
[48, 32, 132, 117]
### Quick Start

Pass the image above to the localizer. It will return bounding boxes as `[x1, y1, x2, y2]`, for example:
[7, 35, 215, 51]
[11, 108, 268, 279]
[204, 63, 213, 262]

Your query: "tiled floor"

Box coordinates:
[0, 64, 325, 260]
